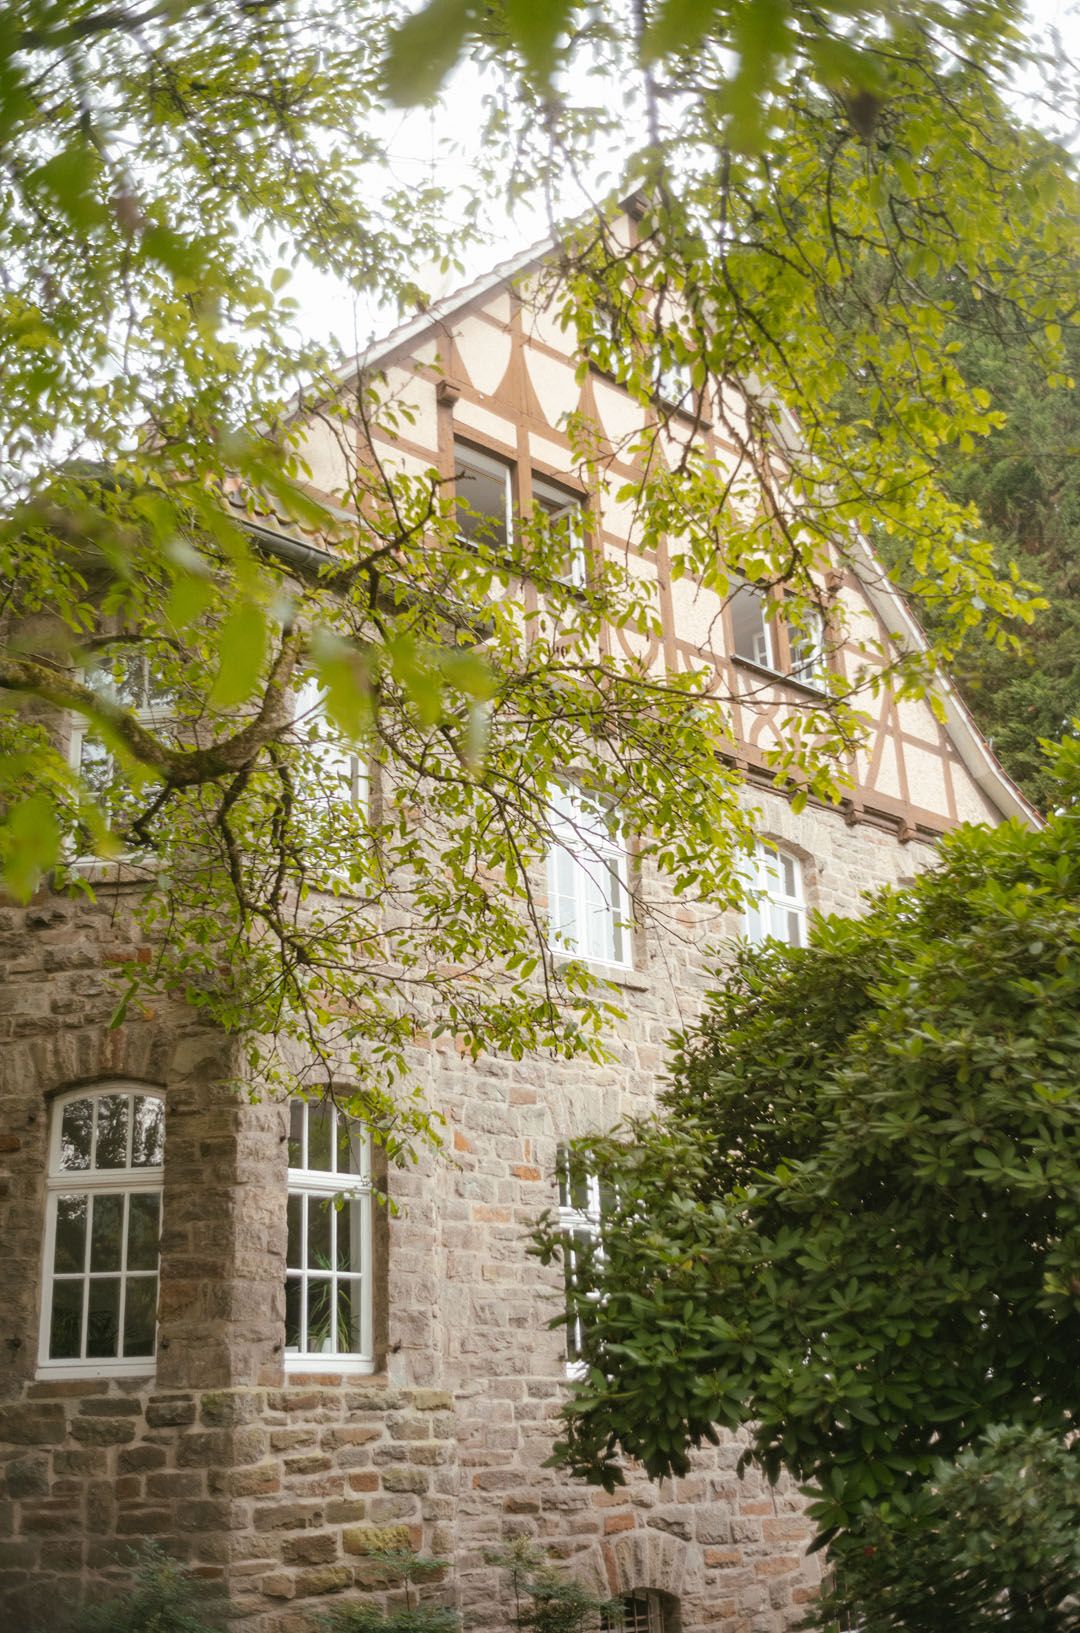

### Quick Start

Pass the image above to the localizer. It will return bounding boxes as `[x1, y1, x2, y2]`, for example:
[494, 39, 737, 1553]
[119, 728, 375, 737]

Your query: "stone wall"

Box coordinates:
[0, 786, 941, 1633]
[0, 1378, 456, 1629]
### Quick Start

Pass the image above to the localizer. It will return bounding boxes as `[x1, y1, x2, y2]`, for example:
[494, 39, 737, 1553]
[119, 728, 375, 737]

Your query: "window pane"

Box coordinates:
[730, 583, 773, 667]
[579, 850, 624, 965]
[305, 1277, 335, 1353]
[49, 1279, 83, 1360]
[534, 478, 586, 584]
[288, 1102, 305, 1169]
[286, 1192, 303, 1272]
[131, 1097, 164, 1167]
[126, 1193, 160, 1272]
[308, 1196, 333, 1269]
[337, 1279, 363, 1353]
[86, 1277, 121, 1358]
[122, 1276, 157, 1357]
[95, 1095, 129, 1169]
[790, 611, 825, 683]
[455, 450, 509, 550]
[54, 1194, 87, 1274]
[78, 733, 116, 800]
[336, 1114, 363, 1176]
[307, 1105, 333, 1173]
[90, 1193, 124, 1272]
[548, 846, 581, 946]
[59, 1099, 93, 1170]
[285, 1276, 303, 1349]
[337, 1198, 364, 1272]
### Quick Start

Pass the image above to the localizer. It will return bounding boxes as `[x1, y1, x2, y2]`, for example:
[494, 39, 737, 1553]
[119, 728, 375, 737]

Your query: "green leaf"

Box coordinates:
[27, 142, 105, 229]
[383, 0, 472, 106]
[3, 794, 61, 903]
[505, 0, 574, 82]
[210, 603, 268, 708]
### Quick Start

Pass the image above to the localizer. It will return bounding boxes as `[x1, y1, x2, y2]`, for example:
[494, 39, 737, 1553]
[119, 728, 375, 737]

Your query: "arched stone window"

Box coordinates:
[604, 1590, 681, 1633]
[39, 1084, 164, 1376]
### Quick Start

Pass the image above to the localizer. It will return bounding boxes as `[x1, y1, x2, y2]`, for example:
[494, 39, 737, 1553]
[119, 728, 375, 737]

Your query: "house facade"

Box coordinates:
[0, 238, 1033, 1633]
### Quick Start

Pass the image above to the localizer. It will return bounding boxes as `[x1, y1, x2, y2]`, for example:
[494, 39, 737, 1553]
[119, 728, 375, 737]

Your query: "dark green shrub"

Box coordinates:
[809, 1426, 1080, 1633]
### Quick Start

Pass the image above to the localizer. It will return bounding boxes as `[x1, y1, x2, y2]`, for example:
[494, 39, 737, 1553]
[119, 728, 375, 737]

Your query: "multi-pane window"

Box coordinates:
[547, 788, 631, 968]
[454, 441, 512, 552]
[729, 581, 775, 669]
[729, 582, 831, 687]
[71, 653, 175, 808]
[286, 1099, 374, 1372]
[557, 1145, 604, 1370]
[533, 475, 587, 588]
[743, 842, 807, 948]
[40, 1086, 164, 1374]
[603, 1593, 675, 1633]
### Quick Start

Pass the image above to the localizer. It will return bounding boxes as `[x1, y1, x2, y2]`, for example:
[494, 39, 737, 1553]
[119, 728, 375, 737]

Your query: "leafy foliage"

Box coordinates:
[895, 311, 1080, 810]
[532, 739, 1080, 1535]
[1, 3, 1077, 1144]
[809, 1426, 1080, 1633]
[56, 1544, 223, 1633]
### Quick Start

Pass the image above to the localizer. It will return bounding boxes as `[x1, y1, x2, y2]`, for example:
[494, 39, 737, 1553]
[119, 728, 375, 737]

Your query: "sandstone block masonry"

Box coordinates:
[0, 1380, 456, 1626]
[1, 792, 941, 1633]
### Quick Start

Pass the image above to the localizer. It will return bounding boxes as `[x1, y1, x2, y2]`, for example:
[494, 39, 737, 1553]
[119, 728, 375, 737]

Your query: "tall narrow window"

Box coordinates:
[743, 842, 807, 947]
[557, 1145, 604, 1372]
[40, 1086, 164, 1375]
[454, 441, 512, 552]
[532, 475, 587, 588]
[286, 1099, 374, 1373]
[728, 581, 775, 669]
[547, 789, 631, 968]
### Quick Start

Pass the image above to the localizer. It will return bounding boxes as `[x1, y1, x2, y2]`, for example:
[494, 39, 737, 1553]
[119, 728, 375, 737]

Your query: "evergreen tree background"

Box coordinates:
[882, 304, 1080, 812]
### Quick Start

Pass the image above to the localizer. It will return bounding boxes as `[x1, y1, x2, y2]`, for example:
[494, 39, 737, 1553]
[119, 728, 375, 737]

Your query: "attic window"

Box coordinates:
[729, 581, 775, 669]
[454, 442, 512, 551]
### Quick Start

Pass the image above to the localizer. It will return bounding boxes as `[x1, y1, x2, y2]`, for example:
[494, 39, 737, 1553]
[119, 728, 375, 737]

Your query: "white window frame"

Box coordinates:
[453, 440, 514, 552]
[743, 841, 807, 948]
[532, 474, 588, 589]
[546, 788, 632, 970]
[728, 580, 776, 670]
[788, 606, 828, 689]
[68, 655, 176, 862]
[285, 1099, 375, 1376]
[656, 354, 696, 411]
[557, 1146, 603, 1378]
[38, 1084, 164, 1380]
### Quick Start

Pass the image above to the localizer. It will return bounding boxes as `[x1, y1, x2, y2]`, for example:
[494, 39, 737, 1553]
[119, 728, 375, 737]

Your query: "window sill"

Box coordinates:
[731, 654, 829, 700]
[36, 1359, 155, 1382]
[284, 1355, 377, 1377]
[552, 956, 649, 992]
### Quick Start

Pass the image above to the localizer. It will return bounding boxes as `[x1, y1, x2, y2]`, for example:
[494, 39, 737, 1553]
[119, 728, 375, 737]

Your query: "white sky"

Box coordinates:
[292, 1, 1080, 359]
